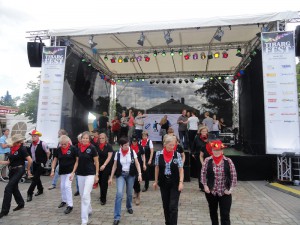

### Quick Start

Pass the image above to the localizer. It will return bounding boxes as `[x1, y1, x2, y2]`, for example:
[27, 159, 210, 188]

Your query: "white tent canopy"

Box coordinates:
[47, 11, 299, 79]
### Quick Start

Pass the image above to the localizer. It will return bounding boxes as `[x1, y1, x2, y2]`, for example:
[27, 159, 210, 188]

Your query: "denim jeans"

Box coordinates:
[52, 165, 60, 186]
[114, 172, 135, 220]
[75, 175, 79, 192]
[178, 130, 188, 149]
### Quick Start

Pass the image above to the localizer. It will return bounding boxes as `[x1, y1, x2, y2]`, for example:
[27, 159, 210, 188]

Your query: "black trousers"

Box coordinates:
[188, 130, 198, 150]
[27, 162, 44, 195]
[160, 182, 181, 225]
[133, 175, 141, 193]
[98, 167, 110, 202]
[119, 127, 128, 138]
[142, 160, 151, 189]
[1, 167, 25, 214]
[194, 153, 203, 190]
[205, 193, 232, 225]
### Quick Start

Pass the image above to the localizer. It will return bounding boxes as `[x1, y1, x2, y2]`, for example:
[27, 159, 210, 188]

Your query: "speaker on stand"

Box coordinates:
[295, 25, 300, 57]
[27, 36, 45, 67]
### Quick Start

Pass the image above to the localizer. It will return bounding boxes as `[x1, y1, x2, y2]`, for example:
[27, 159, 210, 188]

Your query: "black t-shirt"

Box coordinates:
[97, 143, 113, 166]
[53, 145, 78, 175]
[8, 146, 29, 167]
[98, 116, 109, 129]
[77, 144, 98, 176]
[176, 144, 184, 154]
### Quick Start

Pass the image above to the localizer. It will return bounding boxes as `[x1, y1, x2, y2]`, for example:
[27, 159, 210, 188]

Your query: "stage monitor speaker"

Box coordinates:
[27, 36, 45, 67]
[296, 25, 300, 57]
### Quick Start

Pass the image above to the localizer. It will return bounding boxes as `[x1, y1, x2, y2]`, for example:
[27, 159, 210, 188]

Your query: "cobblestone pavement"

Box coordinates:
[0, 177, 299, 225]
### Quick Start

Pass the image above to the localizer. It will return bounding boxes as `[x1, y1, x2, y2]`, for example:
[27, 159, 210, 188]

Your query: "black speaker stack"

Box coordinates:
[27, 36, 45, 67]
[296, 25, 300, 57]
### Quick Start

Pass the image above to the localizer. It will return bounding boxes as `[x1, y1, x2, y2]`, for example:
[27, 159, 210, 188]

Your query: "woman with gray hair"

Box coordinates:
[153, 134, 184, 225]
[50, 135, 78, 214]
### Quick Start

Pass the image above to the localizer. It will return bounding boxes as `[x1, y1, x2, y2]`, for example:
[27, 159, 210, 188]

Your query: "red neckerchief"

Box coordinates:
[121, 148, 129, 156]
[61, 143, 70, 155]
[212, 154, 223, 165]
[99, 142, 106, 151]
[77, 143, 82, 148]
[200, 134, 208, 142]
[206, 143, 213, 156]
[141, 139, 148, 147]
[163, 147, 174, 163]
[131, 144, 139, 154]
[173, 144, 178, 151]
[80, 143, 91, 153]
[11, 144, 21, 155]
[32, 139, 39, 146]
[93, 137, 98, 144]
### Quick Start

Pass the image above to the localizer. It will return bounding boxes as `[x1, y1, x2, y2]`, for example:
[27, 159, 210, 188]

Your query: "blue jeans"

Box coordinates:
[75, 175, 79, 192]
[52, 165, 60, 186]
[114, 172, 135, 220]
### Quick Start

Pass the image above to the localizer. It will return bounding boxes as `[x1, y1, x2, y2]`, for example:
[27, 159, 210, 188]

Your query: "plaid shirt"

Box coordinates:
[201, 156, 237, 196]
[155, 150, 183, 175]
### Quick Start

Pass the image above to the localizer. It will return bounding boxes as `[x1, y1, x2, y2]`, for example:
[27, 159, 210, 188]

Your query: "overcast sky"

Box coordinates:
[0, 0, 299, 99]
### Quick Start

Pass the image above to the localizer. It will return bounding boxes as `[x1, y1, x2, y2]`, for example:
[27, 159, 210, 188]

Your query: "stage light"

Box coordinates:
[173, 79, 176, 84]
[193, 53, 198, 60]
[156, 79, 160, 84]
[214, 52, 220, 58]
[213, 27, 224, 42]
[118, 56, 123, 63]
[218, 76, 222, 80]
[236, 46, 243, 57]
[162, 50, 166, 57]
[130, 56, 135, 62]
[178, 49, 183, 55]
[210, 77, 214, 80]
[184, 54, 190, 60]
[89, 35, 97, 48]
[162, 80, 166, 84]
[136, 78, 139, 82]
[201, 76, 205, 80]
[111, 57, 116, 63]
[194, 76, 198, 80]
[153, 50, 158, 57]
[200, 52, 206, 60]
[190, 78, 194, 83]
[208, 53, 213, 59]
[88, 63, 92, 67]
[184, 79, 189, 83]
[104, 54, 108, 61]
[240, 70, 245, 75]
[141, 78, 145, 81]
[150, 80, 155, 84]
[231, 79, 236, 84]
[123, 56, 129, 63]
[137, 32, 145, 46]
[81, 58, 87, 62]
[225, 76, 229, 79]
[144, 55, 150, 62]
[170, 49, 175, 56]
[117, 79, 121, 83]
[222, 51, 228, 58]
[136, 55, 142, 62]
[129, 78, 133, 82]
[122, 79, 126, 82]
[179, 79, 182, 84]
[164, 30, 173, 45]
[167, 80, 171, 84]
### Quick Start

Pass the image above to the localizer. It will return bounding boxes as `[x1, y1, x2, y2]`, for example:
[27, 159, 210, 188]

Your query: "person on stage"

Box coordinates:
[153, 135, 184, 225]
[108, 137, 142, 225]
[27, 130, 50, 202]
[0, 134, 32, 218]
[201, 140, 237, 225]
[50, 135, 78, 214]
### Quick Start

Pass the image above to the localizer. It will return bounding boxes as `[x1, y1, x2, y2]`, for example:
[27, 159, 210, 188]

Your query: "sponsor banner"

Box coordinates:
[262, 31, 300, 154]
[143, 114, 181, 142]
[36, 47, 66, 148]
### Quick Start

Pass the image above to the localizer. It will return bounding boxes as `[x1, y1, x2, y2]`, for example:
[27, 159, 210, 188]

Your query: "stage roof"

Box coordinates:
[47, 11, 299, 79]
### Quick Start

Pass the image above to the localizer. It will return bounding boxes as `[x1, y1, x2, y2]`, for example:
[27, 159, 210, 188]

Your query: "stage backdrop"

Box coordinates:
[143, 114, 181, 141]
[262, 31, 300, 154]
[36, 46, 67, 148]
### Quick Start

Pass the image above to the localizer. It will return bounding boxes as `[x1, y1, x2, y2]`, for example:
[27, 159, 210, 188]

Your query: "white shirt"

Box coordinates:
[114, 148, 137, 172]
[188, 116, 199, 130]
[212, 120, 219, 131]
[134, 116, 144, 130]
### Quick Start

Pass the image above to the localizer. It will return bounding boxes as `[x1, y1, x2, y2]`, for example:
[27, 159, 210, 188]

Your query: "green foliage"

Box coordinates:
[0, 91, 19, 107]
[16, 81, 39, 123]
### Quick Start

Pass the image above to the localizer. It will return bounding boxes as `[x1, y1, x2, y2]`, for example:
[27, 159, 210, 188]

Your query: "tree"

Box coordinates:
[194, 79, 233, 125]
[0, 91, 19, 107]
[16, 81, 39, 123]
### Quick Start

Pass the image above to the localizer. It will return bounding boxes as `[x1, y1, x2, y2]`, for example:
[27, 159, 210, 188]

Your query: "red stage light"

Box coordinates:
[231, 79, 236, 84]
[184, 54, 190, 60]
[222, 51, 228, 58]
[111, 57, 116, 63]
[236, 72, 241, 77]
[145, 55, 150, 62]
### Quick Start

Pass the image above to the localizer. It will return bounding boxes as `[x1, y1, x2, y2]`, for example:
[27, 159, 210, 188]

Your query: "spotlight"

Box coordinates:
[104, 54, 108, 61]
[161, 50, 166, 57]
[194, 76, 198, 80]
[123, 56, 129, 63]
[213, 27, 224, 42]
[144, 55, 150, 62]
[190, 78, 194, 83]
[162, 80, 166, 84]
[214, 52, 220, 58]
[136, 78, 139, 82]
[184, 79, 189, 83]
[170, 49, 175, 56]
[81, 58, 87, 63]
[129, 78, 133, 82]
[150, 80, 155, 84]
[153, 50, 158, 57]
[89, 35, 97, 48]
[173, 79, 176, 84]
[136, 55, 142, 62]
[200, 52, 206, 60]
[208, 53, 213, 59]
[117, 79, 121, 83]
[218, 76, 222, 80]
[193, 53, 198, 60]
[201, 76, 205, 80]
[240, 70, 245, 75]
[88, 63, 92, 67]
[137, 32, 145, 46]
[236, 46, 244, 57]
[179, 79, 182, 84]
[122, 79, 126, 82]
[167, 80, 171, 84]
[178, 49, 183, 55]
[222, 51, 228, 58]
[118, 56, 123, 63]
[231, 79, 236, 84]
[164, 30, 173, 45]
[210, 77, 214, 80]
[111, 57, 116, 63]
[225, 76, 229, 79]
[156, 79, 160, 84]
[184, 54, 190, 60]
[141, 78, 145, 81]
[130, 56, 135, 62]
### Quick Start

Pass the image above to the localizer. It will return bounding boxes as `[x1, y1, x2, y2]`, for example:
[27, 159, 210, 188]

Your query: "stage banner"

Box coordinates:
[36, 46, 67, 148]
[262, 31, 300, 154]
[143, 114, 181, 142]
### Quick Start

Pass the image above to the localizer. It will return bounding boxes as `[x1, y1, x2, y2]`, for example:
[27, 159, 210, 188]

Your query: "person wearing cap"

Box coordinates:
[153, 134, 184, 225]
[97, 133, 113, 205]
[27, 130, 50, 202]
[139, 131, 154, 192]
[131, 136, 146, 205]
[0, 134, 32, 218]
[201, 140, 237, 225]
[108, 137, 142, 225]
[50, 135, 78, 214]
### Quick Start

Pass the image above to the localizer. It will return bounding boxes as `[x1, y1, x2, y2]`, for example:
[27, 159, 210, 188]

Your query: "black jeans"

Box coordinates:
[1, 167, 25, 214]
[193, 153, 203, 190]
[133, 175, 141, 193]
[205, 193, 232, 225]
[160, 182, 181, 225]
[120, 127, 128, 138]
[98, 167, 110, 202]
[27, 162, 44, 195]
[178, 131, 188, 149]
[142, 161, 151, 189]
[188, 130, 198, 150]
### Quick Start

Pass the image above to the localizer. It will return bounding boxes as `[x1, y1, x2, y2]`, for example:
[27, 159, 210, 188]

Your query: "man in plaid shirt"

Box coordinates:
[201, 140, 237, 225]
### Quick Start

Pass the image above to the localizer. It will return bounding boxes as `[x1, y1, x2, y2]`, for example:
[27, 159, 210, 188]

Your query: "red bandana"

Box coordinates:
[163, 147, 174, 163]
[141, 139, 148, 147]
[32, 140, 39, 146]
[99, 142, 106, 151]
[77, 143, 82, 148]
[93, 137, 98, 144]
[61, 143, 70, 155]
[200, 134, 208, 142]
[11, 144, 21, 155]
[173, 144, 178, 151]
[212, 154, 223, 165]
[121, 148, 129, 156]
[131, 144, 139, 154]
[80, 143, 91, 153]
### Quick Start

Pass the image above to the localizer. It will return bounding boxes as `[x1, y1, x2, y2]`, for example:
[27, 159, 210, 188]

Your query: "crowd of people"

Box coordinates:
[0, 109, 236, 225]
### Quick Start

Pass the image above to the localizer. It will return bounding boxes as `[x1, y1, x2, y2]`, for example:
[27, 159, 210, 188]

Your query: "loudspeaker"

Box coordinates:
[27, 36, 44, 67]
[296, 25, 300, 57]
